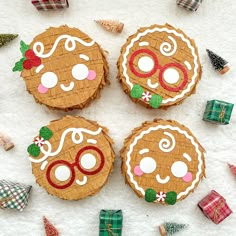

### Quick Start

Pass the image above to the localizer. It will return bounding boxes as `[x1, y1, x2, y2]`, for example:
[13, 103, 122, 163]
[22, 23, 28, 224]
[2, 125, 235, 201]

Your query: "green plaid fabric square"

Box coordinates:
[99, 210, 123, 236]
[203, 100, 234, 125]
[0, 180, 32, 211]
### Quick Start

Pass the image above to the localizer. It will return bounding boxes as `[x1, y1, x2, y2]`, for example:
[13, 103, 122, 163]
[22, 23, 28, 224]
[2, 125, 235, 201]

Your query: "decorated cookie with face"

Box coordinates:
[27, 116, 115, 200]
[118, 24, 202, 109]
[13, 25, 108, 111]
[121, 119, 205, 205]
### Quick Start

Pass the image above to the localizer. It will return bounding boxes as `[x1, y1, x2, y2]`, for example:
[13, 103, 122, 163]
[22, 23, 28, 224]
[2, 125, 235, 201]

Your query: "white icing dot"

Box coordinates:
[138, 56, 154, 72]
[140, 157, 157, 174]
[80, 153, 96, 169]
[55, 165, 71, 181]
[163, 68, 180, 84]
[41, 72, 58, 88]
[72, 64, 89, 80]
[171, 161, 188, 178]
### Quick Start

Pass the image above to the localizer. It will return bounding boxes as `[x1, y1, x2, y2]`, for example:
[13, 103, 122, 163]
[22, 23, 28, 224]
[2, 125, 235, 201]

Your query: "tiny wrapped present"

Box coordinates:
[198, 190, 232, 224]
[203, 100, 234, 125]
[99, 210, 123, 236]
[0, 180, 32, 211]
[176, 0, 203, 11]
[32, 0, 69, 11]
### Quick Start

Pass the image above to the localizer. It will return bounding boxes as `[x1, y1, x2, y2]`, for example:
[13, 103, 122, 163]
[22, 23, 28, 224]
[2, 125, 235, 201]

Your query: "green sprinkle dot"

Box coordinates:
[40, 126, 53, 140]
[145, 188, 157, 202]
[130, 84, 144, 99]
[165, 191, 177, 205]
[149, 94, 163, 108]
[27, 144, 40, 157]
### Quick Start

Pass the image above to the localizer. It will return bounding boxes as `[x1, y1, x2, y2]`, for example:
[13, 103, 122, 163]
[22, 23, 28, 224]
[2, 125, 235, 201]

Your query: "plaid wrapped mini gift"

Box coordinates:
[0, 180, 32, 211]
[32, 0, 69, 11]
[99, 210, 123, 236]
[198, 190, 233, 224]
[176, 0, 203, 11]
[203, 100, 234, 125]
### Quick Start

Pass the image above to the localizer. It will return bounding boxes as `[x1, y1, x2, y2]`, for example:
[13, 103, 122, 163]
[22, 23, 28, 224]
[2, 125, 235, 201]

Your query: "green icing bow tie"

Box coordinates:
[130, 84, 163, 109]
[145, 188, 177, 205]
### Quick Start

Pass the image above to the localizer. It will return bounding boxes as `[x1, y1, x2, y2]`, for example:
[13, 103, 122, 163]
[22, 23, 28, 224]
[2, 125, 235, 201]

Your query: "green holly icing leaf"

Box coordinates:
[27, 143, 40, 157]
[130, 84, 144, 99]
[165, 191, 177, 205]
[149, 94, 163, 109]
[20, 40, 30, 56]
[145, 188, 157, 202]
[12, 58, 24, 72]
[40, 126, 53, 140]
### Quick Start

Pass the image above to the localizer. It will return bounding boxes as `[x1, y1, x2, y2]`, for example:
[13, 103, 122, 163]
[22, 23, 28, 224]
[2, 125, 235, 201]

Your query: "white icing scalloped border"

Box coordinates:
[125, 124, 203, 199]
[121, 26, 199, 104]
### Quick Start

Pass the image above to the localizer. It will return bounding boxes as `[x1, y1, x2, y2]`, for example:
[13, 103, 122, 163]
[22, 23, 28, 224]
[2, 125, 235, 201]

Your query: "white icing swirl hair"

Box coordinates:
[160, 36, 177, 57]
[33, 35, 95, 59]
[159, 131, 176, 152]
[29, 127, 102, 163]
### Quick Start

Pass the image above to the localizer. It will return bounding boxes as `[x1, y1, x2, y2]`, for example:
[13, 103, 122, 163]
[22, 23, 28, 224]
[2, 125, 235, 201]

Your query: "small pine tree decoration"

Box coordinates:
[95, 20, 124, 33]
[43, 216, 59, 236]
[206, 49, 230, 74]
[0, 34, 18, 48]
[159, 222, 188, 236]
[228, 163, 236, 176]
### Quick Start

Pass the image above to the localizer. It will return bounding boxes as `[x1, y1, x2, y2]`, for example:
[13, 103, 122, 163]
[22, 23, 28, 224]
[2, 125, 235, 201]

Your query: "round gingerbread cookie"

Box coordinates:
[13, 25, 108, 111]
[121, 119, 205, 205]
[117, 24, 202, 109]
[27, 116, 115, 200]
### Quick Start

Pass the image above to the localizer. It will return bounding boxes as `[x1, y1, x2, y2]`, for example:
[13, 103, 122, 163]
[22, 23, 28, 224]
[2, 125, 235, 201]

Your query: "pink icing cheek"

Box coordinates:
[182, 172, 192, 182]
[87, 70, 96, 80]
[38, 84, 48, 94]
[134, 165, 143, 176]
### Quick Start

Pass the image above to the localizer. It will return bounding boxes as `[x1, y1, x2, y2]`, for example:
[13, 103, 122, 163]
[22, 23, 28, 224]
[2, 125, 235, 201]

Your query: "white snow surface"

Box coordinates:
[0, 0, 236, 235]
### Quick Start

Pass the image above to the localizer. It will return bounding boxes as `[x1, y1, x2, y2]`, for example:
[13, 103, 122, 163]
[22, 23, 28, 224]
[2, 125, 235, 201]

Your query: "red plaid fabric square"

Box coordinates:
[32, 0, 69, 11]
[198, 190, 233, 224]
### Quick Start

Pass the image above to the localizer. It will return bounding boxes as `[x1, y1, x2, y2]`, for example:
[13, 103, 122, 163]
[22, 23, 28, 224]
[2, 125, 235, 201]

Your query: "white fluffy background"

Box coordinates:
[0, 0, 236, 235]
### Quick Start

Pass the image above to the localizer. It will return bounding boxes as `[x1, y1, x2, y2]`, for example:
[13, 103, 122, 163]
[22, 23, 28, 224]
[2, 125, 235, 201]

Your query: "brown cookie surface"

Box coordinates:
[27, 116, 115, 200]
[20, 25, 108, 111]
[121, 119, 205, 205]
[117, 24, 202, 109]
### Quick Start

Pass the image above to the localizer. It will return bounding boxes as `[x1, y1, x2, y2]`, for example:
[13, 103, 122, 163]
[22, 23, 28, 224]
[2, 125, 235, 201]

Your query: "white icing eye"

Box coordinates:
[163, 68, 180, 84]
[138, 56, 155, 72]
[41, 72, 58, 88]
[171, 161, 188, 178]
[72, 64, 89, 80]
[140, 157, 157, 174]
[55, 165, 71, 181]
[80, 153, 97, 169]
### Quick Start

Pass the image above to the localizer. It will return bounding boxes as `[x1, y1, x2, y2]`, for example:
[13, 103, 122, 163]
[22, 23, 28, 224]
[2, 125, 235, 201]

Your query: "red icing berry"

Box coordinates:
[24, 49, 41, 68]
[23, 59, 32, 70]
[31, 57, 41, 67]
[25, 49, 36, 60]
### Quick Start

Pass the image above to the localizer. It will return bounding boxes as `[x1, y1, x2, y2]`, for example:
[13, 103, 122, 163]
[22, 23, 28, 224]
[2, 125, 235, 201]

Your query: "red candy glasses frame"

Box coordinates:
[46, 146, 105, 189]
[129, 49, 189, 92]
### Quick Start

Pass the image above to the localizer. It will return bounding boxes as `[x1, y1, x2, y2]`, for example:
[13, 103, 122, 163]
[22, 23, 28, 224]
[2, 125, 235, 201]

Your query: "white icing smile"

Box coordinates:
[76, 176, 88, 186]
[147, 79, 159, 89]
[60, 82, 75, 91]
[156, 174, 170, 184]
